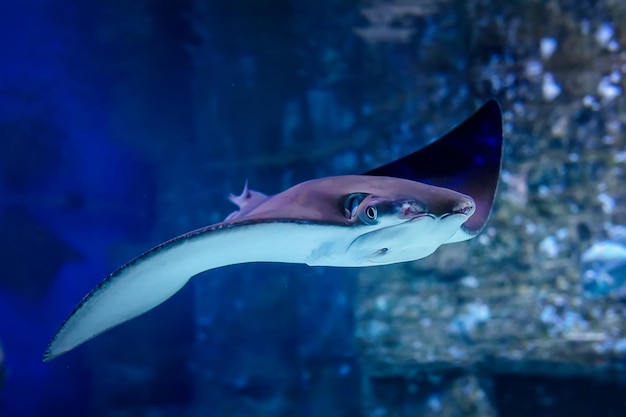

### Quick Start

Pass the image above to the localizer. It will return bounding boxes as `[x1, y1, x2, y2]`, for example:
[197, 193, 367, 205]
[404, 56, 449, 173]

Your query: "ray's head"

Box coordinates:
[337, 176, 477, 265]
[340, 176, 475, 227]
[230, 175, 479, 267]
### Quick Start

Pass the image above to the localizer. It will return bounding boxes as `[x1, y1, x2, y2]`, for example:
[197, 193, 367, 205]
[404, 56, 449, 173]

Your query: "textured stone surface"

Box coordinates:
[355, 0, 626, 415]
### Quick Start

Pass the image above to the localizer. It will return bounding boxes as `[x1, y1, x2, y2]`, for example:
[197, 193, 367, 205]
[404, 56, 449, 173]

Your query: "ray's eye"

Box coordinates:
[344, 193, 366, 219]
[365, 206, 377, 220]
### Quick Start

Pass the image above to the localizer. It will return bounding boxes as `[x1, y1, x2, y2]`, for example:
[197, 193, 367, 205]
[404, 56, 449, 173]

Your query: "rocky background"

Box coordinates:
[0, 0, 624, 416]
[356, 1, 626, 416]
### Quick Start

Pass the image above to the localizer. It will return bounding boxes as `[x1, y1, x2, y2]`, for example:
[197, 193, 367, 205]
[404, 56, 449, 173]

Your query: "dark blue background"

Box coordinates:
[0, 1, 373, 416]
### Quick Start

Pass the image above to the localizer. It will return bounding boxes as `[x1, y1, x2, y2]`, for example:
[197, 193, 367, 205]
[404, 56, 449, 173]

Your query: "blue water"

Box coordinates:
[0, 2, 359, 415]
[1, 1, 625, 417]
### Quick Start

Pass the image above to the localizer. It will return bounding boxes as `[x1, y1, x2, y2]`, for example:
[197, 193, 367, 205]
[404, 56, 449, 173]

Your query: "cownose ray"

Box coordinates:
[44, 99, 503, 361]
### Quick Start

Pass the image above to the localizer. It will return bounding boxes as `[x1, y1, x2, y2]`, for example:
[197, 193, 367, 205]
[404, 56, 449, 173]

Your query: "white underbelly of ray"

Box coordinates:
[44, 222, 346, 361]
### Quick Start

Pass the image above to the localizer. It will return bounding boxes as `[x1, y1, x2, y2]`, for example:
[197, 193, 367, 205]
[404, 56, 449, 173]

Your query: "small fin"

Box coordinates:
[365, 100, 503, 236]
[225, 180, 269, 221]
[228, 179, 252, 208]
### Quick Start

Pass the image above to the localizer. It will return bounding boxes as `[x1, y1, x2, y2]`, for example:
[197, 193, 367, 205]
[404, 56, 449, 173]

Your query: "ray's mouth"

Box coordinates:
[440, 212, 470, 220]
[406, 213, 436, 221]
[401, 198, 476, 221]
[452, 198, 476, 217]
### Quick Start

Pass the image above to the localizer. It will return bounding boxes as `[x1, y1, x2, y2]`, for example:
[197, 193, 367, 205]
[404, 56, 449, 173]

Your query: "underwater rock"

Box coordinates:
[356, 2, 626, 416]
[363, 372, 496, 417]
[581, 240, 626, 298]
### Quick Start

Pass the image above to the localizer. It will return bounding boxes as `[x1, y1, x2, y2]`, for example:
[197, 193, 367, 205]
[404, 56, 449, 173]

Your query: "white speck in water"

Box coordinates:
[539, 235, 559, 258]
[563, 311, 587, 331]
[613, 338, 626, 354]
[540, 305, 558, 324]
[607, 119, 622, 134]
[375, 296, 387, 311]
[595, 23, 614, 47]
[525, 60, 543, 78]
[542, 73, 561, 101]
[556, 228, 569, 240]
[614, 152, 626, 163]
[598, 76, 621, 101]
[338, 363, 351, 377]
[448, 346, 465, 358]
[582, 95, 600, 110]
[597, 193, 615, 214]
[607, 39, 619, 52]
[540, 37, 557, 59]
[603, 135, 616, 145]
[610, 70, 622, 84]
[608, 225, 626, 241]
[427, 395, 442, 412]
[478, 234, 491, 245]
[461, 275, 480, 288]
[581, 241, 626, 263]
[368, 320, 390, 338]
[467, 302, 490, 322]
[451, 302, 491, 335]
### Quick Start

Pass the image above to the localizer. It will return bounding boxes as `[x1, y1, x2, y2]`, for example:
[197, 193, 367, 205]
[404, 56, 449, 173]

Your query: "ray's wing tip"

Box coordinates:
[44, 330, 82, 362]
[484, 97, 501, 110]
[466, 98, 504, 235]
[42, 341, 60, 362]
[475, 98, 503, 143]
[482, 97, 504, 166]
[459, 99, 504, 235]
[43, 323, 75, 362]
[479, 98, 502, 120]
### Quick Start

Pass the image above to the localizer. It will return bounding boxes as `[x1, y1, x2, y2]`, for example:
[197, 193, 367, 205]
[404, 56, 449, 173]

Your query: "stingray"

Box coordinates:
[44, 99, 503, 361]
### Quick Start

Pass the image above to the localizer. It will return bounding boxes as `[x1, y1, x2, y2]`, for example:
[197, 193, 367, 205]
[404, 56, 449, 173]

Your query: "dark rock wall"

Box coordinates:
[356, 1, 626, 416]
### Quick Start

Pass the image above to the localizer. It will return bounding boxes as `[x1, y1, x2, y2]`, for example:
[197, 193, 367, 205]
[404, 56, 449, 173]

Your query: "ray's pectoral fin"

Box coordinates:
[44, 238, 197, 361]
[43, 219, 322, 361]
[365, 99, 503, 240]
[44, 221, 278, 361]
